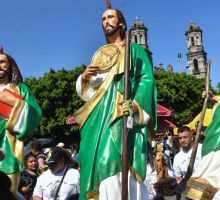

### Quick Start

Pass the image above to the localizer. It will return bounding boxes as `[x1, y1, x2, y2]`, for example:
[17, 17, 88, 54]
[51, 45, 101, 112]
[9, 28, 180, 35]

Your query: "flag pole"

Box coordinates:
[122, 30, 131, 200]
[175, 60, 211, 196]
[185, 59, 211, 180]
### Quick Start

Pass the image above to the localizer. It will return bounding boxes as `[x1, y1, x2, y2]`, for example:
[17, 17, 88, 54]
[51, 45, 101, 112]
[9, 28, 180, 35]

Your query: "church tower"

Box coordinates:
[185, 22, 207, 78]
[130, 17, 153, 65]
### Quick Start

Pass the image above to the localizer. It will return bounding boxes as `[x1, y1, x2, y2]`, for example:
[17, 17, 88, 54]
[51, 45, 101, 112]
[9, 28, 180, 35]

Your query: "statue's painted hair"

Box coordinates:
[5, 54, 23, 84]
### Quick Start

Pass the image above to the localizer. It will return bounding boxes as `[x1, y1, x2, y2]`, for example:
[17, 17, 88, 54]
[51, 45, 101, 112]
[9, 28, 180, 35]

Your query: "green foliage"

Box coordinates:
[154, 71, 215, 126]
[24, 66, 85, 140]
[217, 82, 220, 93]
[25, 67, 217, 139]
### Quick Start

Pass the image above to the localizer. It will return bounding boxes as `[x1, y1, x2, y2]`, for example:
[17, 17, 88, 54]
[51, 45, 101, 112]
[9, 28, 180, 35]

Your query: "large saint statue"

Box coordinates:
[74, 4, 157, 200]
[0, 47, 42, 194]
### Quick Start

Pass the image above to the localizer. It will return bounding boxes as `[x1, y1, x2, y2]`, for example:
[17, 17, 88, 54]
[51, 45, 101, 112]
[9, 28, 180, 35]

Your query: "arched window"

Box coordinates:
[140, 34, 143, 43]
[134, 35, 138, 43]
[191, 37, 195, 46]
[193, 59, 199, 74]
[196, 36, 200, 45]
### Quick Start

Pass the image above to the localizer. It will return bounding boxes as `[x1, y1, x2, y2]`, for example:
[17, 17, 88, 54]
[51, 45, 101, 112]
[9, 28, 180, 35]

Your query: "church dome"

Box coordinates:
[132, 17, 145, 29]
[185, 22, 202, 35]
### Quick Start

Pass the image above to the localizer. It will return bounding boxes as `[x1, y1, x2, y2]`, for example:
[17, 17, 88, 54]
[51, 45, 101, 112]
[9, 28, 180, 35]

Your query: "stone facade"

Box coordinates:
[130, 17, 153, 66]
[185, 22, 207, 78]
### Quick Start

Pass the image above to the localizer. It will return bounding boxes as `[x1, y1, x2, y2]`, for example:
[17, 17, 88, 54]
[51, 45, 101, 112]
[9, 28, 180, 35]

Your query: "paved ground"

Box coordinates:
[164, 196, 177, 200]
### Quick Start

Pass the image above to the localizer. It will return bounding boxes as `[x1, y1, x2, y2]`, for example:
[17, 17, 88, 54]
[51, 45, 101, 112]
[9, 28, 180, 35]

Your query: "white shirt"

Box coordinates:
[173, 144, 202, 178]
[33, 166, 80, 200]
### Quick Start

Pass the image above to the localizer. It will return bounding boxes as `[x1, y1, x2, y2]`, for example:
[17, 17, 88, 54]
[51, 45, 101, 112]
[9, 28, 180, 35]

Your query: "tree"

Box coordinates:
[217, 82, 220, 93]
[154, 71, 215, 126]
[25, 67, 216, 140]
[24, 66, 85, 142]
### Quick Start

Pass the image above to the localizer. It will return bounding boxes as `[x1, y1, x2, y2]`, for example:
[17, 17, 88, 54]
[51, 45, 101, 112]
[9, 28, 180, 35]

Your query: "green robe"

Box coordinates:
[76, 43, 157, 200]
[202, 104, 220, 156]
[0, 82, 42, 174]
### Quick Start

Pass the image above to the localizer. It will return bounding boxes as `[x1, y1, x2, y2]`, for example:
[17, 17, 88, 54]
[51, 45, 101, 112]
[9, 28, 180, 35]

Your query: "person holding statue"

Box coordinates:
[0, 46, 42, 194]
[74, 1, 157, 199]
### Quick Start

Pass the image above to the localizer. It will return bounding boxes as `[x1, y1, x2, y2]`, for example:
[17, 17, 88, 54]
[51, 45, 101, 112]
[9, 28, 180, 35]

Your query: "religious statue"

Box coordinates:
[0, 46, 42, 194]
[74, 1, 157, 199]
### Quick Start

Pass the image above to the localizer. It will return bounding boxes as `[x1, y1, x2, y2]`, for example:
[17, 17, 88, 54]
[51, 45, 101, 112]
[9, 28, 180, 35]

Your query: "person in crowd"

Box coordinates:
[31, 140, 42, 157]
[163, 130, 179, 170]
[172, 126, 202, 200]
[74, 2, 157, 199]
[71, 140, 80, 170]
[31, 140, 47, 174]
[18, 153, 39, 200]
[32, 146, 80, 200]
[0, 170, 17, 200]
[0, 47, 42, 194]
[199, 125, 206, 143]
[173, 126, 202, 184]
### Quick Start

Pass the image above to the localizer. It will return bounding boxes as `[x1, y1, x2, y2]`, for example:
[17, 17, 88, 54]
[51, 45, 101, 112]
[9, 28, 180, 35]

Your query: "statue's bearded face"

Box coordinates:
[0, 54, 10, 79]
[102, 9, 120, 37]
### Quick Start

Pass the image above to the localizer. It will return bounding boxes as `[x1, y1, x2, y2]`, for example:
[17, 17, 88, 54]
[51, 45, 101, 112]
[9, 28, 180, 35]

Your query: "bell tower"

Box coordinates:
[185, 22, 207, 78]
[130, 17, 153, 66]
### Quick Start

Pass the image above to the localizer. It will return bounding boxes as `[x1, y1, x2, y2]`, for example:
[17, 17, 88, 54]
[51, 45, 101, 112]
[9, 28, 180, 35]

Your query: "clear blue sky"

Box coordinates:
[1, 0, 220, 88]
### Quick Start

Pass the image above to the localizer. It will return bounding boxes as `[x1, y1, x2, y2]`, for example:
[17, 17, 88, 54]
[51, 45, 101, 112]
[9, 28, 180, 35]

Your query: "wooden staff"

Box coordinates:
[122, 30, 131, 200]
[185, 59, 211, 180]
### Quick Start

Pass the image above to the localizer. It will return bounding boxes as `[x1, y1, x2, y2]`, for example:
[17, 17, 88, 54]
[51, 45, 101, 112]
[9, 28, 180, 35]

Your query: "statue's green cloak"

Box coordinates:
[202, 104, 220, 156]
[76, 43, 157, 200]
[0, 83, 42, 174]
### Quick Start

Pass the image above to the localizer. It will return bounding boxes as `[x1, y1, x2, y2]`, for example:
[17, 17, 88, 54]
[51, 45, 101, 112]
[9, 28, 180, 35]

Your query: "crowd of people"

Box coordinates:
[0, 119, 217, 200]
[0, 141, 80, 200]
[145, 91, 220, 200]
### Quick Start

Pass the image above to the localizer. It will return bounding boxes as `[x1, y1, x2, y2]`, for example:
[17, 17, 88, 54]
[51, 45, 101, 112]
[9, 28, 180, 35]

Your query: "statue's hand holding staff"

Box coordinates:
[120, 100, 138, 116]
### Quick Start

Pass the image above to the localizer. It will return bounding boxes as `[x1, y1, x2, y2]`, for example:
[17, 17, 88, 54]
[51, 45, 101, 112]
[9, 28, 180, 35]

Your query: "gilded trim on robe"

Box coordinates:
[6, 129, 24, 166]
[74, 45, 126, 129]
[8, 84, 20, 95]
[6, 100, 24, 131]
[115, 47, 125, 75]
[129, 166, 143, 183]
[112, 91, 124, 123]
[137, 104, 144, 125]
[86, 190, 99, 200]
[8, 172, 20, 194]
[217, 96, 220, 103]
[74, 64, 116, 129]
[81, 79, 90, 94]
[5, 85, 25, 166]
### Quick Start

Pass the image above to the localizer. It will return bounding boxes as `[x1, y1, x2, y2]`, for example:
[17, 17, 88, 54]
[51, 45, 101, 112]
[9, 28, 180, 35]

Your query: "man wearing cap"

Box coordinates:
[0, 48, 42, 194]
[33, 146, 80, 200]
[74, 2, 157, 200]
